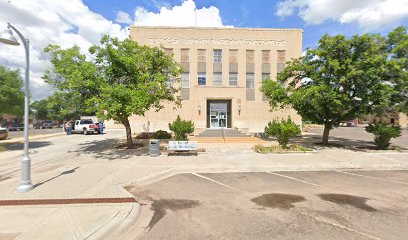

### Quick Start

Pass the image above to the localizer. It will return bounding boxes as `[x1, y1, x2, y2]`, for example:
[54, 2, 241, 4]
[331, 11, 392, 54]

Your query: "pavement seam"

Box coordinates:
[335, 170, 408, 185]
[62, 207, 81, 240]
[298, 211, 382, 240]
[191, 173, 237, 190]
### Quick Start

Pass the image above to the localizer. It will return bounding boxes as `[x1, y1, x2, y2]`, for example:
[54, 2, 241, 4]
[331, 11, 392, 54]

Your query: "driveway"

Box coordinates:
[127, 171, 408, 240]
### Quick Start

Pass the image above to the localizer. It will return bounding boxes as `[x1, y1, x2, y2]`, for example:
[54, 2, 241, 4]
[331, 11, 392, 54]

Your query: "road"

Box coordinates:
[4, 127, 63, 140]
[128, 171, 408, 240]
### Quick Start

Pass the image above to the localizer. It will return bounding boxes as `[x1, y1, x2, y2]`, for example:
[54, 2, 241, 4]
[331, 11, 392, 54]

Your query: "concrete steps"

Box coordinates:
[196, 128, 250, 138]
[190, 136, 267, 144]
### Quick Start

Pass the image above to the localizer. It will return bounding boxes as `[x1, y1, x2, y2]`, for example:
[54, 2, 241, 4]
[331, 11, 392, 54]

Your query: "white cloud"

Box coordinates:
[133, 0, 230, 27]
[115, 11, 132, 24]
[0, 0, 228, 100]
[276, 0, 408, 29]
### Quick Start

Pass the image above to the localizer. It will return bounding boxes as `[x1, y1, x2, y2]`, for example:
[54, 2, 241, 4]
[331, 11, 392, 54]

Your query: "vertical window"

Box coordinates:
[213, 49, 222, 62]
[229, 49, 238, 63]
[213, 73, 222, 85]
[262, 50, 270, 63]
[181, 48, 189, 62]
[229, 73, 238, 86]
[246, 73, 254, 88]
[164, 48, 173, 56]
[246, 50, 254, 63]
[262, 73, 270, 81]
[277, 50, 286, 73]
[198, 49, 206, 62]
[198, 72, 206, 86]
[181, 72, 190, 88]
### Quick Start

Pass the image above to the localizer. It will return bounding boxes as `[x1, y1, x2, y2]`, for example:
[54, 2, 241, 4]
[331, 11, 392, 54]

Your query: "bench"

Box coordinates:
[168, 141, 198, 156]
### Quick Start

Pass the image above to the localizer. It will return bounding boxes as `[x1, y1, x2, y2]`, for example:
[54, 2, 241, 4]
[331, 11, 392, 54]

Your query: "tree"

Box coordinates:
[264, 118, 300, 148]
[261, 32, 392, 145]
[168, 115, 195, 141]
[44, 35, 182, 148]
[31, 99, 50, 120]
[366, 124, 401, 149]
[0, 66, 24, 116]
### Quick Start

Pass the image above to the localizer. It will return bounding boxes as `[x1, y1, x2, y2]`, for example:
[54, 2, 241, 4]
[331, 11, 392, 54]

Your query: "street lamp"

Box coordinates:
[0, 23, 34, 192]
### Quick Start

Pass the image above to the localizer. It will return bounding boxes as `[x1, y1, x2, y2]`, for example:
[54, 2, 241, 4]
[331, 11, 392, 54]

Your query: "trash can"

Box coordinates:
[149, 139, 160, 157]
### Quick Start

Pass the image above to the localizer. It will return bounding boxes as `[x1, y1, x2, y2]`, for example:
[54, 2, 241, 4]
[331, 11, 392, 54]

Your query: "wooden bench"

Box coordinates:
[168, 141, 198, 156]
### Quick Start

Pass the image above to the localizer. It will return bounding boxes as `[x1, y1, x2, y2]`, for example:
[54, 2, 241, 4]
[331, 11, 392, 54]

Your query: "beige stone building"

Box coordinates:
[106, 26, 303, 135]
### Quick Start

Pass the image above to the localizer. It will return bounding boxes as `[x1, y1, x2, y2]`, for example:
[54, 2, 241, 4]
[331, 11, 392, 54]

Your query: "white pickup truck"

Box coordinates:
[72, 119, 100, 135]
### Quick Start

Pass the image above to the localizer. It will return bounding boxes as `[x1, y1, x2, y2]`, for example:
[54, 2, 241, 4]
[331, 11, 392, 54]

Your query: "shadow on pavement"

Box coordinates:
[71, 138, 148, 160]
[0, 141, 52, 151]
[34, 167, 80, 188]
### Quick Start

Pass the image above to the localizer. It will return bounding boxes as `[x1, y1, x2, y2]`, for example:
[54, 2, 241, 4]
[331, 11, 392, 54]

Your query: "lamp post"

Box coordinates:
[0, 23, 34, 192]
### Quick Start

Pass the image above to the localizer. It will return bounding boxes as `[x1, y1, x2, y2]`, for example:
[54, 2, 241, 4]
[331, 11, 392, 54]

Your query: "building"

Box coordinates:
[106, 26, 303, 135]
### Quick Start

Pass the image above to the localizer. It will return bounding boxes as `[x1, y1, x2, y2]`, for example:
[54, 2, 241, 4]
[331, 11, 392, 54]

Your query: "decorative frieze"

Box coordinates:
[148, 37, 285, 47]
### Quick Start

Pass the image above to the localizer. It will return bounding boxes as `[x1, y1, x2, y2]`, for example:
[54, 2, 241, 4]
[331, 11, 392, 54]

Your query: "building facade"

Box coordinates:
[106, 26, 303, 134]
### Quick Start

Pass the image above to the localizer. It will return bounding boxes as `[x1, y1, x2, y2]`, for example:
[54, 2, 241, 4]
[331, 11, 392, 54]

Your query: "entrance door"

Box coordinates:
[207, 100, 231, 128]
[210, 103, 227, 128]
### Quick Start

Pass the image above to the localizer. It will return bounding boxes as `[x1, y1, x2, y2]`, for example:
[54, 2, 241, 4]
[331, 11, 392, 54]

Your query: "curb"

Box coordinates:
[0, 132, 65, 144]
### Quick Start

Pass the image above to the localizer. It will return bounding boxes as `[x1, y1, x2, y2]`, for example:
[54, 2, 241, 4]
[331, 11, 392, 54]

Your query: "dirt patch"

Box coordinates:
[251, 193, 305, 210]
[147, 199, 200, 231]
[318, 194, 377, 212]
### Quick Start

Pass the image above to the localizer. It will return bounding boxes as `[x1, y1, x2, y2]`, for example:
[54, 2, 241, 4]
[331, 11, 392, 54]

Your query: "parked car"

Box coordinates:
[72, 119, 100, 135]
[1, 122, 24, 131]
[0, 127, 8, 140]
[33, 120, 53, 129]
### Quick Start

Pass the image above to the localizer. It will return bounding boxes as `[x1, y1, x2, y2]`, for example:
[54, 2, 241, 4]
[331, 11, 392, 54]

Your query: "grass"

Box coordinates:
[253, 143, 311, 154]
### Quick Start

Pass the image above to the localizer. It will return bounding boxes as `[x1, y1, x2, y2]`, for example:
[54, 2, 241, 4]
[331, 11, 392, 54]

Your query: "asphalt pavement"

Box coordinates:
[127, 171, 408, 240]
[4, 127, 63, 140]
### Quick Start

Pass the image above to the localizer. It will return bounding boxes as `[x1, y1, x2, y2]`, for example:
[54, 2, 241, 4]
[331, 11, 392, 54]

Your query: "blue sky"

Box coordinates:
[83, 0, 408, 50]
[1, 0, 407, 99]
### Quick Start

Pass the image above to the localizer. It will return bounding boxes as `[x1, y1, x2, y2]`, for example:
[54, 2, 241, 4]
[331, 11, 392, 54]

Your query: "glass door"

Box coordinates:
[210, 103, 228, 128]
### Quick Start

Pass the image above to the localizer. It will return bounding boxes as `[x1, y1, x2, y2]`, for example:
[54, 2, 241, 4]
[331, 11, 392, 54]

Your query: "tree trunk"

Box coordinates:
[122, 118, 133, 149]
[322, 125, 331, 145]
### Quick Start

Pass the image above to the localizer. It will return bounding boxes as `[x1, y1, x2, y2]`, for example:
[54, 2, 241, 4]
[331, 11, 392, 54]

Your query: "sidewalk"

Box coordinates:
[0, 133, 407, 239]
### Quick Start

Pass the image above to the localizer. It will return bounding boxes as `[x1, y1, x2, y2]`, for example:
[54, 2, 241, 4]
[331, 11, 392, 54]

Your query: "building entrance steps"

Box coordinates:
[190, 136, 267, 144]
[196, 128, 250, 137]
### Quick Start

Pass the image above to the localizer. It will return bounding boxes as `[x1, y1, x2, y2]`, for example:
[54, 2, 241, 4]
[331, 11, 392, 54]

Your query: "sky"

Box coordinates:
[0, 0, 407, 100]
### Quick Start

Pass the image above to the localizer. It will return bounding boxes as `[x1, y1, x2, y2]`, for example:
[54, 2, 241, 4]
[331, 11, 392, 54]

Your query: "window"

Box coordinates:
[246, 50, 254, 63]
[277, 50, 286, 63]
[246, 73, 254, 88]
[181, 48, 189, 62]
[164, 48, 173, 56]
[198, 72, 206, 86]
[213, 73, 222, 85]
[181, 72, 190, 88]
[213, 49, 222, 62]
[262, 73, 270, 81]
[229, 73, 238, 86]
[198, 49, 206, 62]
[229, 49, 238, 63]
[262, 50, 270, 63]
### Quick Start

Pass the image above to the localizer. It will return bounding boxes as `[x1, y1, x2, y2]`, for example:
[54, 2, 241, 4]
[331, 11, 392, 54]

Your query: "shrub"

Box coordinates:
[365, 124, 401, 149]
[264, 118, 301, 148]
[151, 130, 172, 139]
[168, 115, 195, 141]
[135, 132, 153, 139]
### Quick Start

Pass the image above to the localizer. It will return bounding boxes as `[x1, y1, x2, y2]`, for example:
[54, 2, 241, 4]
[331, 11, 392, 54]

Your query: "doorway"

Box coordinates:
[206, 100, 231, 128]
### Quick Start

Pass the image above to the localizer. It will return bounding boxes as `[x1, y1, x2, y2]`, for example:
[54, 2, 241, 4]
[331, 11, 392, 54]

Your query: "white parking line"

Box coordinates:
[335, 171, 408, 185]
[191, 173, 236, 190]
[266, 171, 320, 187]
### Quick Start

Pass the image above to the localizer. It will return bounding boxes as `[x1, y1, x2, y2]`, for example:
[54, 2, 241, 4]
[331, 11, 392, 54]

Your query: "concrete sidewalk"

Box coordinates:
[0, 132, 407, 240]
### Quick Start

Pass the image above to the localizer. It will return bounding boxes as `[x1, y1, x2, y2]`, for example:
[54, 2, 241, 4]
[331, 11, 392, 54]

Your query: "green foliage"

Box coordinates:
[151, 130, 172, 139]
[264, 118, 301, 148]
[253, 143, 309, 154]
[365, 124, 401, 149]
[0, 66, 24, 116]
[261, 27, 407, 145]
[168, 115, 195, 141]
[44, 35, 182, 147]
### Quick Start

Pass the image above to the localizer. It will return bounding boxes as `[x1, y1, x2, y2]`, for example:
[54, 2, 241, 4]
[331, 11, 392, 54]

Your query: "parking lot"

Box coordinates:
[128, 170, 408, 240]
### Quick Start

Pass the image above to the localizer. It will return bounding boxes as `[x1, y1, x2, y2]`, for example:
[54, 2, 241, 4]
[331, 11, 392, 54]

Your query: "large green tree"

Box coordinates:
[0, 66, 24, 116]
[261, 32, 394, 145]
[44, 35, 182, 148]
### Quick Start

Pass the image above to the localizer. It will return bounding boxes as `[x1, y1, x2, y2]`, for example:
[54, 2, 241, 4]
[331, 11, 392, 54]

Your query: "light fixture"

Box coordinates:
[0, 28, 19, 46]
[198, 105, 201, 115]
[238, 105, 241, 115]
